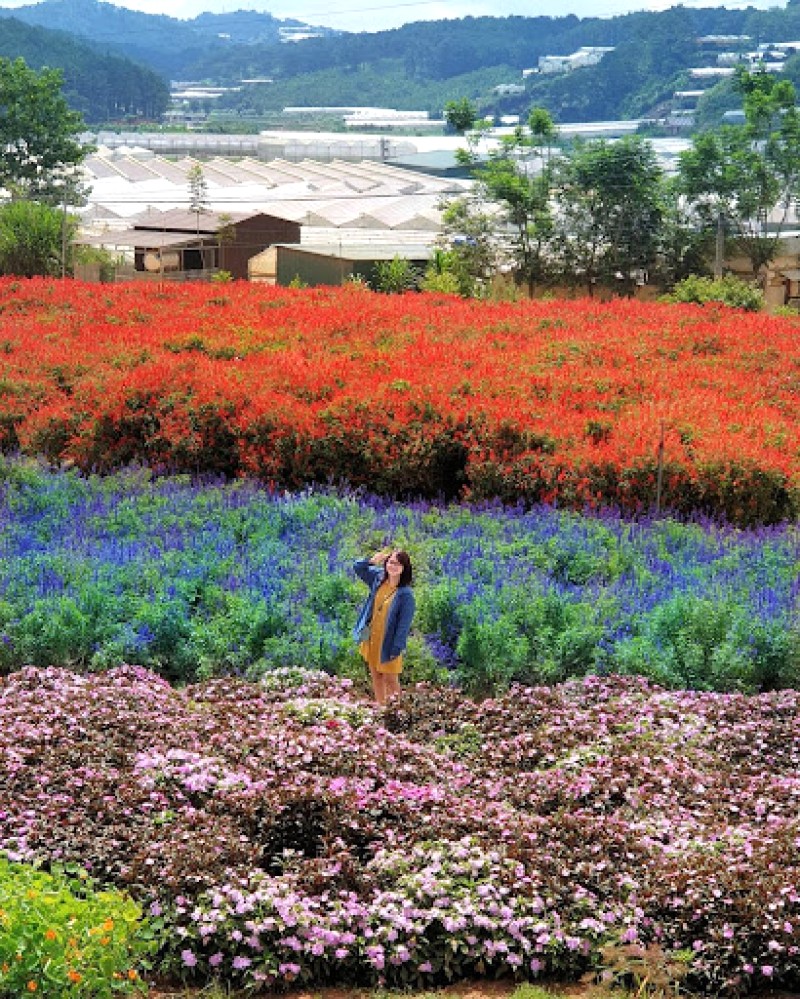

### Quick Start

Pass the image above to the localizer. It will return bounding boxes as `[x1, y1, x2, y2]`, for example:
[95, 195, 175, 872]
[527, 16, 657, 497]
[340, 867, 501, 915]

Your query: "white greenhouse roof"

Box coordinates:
[78, 154, 469, 234]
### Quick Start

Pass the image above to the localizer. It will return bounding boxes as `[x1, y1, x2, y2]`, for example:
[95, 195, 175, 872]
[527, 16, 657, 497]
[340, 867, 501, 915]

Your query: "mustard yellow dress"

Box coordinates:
[359, 579, 403, 675]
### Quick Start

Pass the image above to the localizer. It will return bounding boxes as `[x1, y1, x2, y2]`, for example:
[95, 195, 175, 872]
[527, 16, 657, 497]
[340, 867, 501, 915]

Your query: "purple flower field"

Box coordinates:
[2, 664, 799, 994]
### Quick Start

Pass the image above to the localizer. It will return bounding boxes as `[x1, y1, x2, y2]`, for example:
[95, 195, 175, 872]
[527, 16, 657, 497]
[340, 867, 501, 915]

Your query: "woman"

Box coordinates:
[353, 549, 415, 705]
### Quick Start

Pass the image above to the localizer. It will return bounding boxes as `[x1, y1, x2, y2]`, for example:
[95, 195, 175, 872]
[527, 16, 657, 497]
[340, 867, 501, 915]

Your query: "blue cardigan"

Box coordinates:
[352, 558, 415, 664]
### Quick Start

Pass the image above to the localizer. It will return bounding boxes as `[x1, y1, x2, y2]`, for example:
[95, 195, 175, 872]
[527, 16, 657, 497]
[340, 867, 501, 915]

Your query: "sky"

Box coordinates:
[0, 0, 788, 32]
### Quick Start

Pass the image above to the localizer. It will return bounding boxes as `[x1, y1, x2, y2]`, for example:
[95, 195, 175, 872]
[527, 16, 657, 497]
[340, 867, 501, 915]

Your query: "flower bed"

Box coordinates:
[2, 666, 799, 995]
[0, 279, 798, 523]
[0, 461, 797, 691]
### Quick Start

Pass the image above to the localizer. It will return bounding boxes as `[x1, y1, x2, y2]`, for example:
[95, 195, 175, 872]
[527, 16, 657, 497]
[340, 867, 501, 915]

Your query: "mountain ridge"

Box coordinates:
[4, 0, 800, 125]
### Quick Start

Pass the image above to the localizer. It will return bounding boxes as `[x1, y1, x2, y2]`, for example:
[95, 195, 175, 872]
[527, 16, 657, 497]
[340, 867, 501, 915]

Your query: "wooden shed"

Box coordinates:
[76, 209, 301, 282]
[130, 209, 301, 280]
[249, 242, 433, 286]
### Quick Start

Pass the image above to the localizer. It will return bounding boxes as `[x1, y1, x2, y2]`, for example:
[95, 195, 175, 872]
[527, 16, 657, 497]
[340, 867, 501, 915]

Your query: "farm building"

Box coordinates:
[75, 209, 301, 281]
[249, 242, 434, 286]
[74, 151, 467, 282]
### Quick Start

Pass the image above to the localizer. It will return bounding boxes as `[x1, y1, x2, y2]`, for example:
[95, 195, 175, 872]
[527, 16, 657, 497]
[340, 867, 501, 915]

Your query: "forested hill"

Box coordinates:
[199, 3, 800, 121]
[0, 0, 335, 77]
[0, 17, 168, 122]
[7, 0, 800, 123]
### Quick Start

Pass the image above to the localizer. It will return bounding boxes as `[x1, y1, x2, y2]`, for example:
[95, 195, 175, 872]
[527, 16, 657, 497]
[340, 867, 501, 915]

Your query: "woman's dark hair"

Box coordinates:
[384, 550, 413, 587]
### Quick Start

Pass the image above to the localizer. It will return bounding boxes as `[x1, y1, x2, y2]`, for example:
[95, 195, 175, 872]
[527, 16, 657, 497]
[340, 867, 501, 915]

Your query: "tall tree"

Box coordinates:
[187, 163, 209, 221]
[435, 195, 499, 297]
[678, 68, 800, 277]
[0, 57, 91, 203]
[554, 135, 664, 295]
[443, 97, 478, 134]
[458, 107, 561, 294]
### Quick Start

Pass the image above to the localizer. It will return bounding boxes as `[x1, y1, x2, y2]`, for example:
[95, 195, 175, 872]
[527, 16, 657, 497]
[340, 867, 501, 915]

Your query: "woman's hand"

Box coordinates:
[369, 549, 391, 565]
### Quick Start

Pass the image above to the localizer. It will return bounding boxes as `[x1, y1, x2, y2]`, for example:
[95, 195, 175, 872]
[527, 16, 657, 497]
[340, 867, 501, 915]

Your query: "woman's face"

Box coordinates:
[385, 551, 404, 580]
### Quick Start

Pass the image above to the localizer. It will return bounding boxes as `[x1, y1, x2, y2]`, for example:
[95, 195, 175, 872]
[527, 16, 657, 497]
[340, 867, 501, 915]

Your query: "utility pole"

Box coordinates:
[714, 211, 725, 279]
[61, 192, 68, 279]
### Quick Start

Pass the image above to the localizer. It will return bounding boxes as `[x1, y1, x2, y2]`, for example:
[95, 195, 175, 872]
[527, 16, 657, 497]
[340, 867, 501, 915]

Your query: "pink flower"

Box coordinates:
[181, 950, 197, 968]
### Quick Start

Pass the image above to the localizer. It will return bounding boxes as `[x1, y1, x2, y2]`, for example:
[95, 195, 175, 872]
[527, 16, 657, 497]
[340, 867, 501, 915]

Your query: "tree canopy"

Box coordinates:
[0, 56, 92, 202]
[678, 68, 800, 275]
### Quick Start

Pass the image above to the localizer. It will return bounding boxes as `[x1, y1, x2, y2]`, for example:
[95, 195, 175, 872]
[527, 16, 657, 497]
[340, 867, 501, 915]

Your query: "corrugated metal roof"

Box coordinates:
[267, 242, 434, 261]
[75, 230, 202, 249]
[130, 208, 298, 231]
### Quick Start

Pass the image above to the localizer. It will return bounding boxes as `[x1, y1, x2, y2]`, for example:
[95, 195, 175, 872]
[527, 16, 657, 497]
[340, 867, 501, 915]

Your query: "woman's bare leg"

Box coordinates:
[369, 667, 385, 704]
[384, 674, 401, 701]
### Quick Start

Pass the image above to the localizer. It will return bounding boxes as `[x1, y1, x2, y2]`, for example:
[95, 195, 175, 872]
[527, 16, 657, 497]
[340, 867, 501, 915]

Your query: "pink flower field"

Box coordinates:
[2, 665, 799, 995]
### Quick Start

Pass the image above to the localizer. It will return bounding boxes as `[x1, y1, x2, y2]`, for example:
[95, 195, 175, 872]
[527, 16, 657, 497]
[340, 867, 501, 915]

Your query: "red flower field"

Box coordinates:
[1, 278, 798, 523]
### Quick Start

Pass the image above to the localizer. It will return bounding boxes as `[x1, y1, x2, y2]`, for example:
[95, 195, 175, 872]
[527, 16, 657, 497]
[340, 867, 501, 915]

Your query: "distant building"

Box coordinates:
[343, 108, 434, 130]
[697, 34, 752, 46]
[278, 26, 327, 42]
[688, 67, 736, 80]
[492, 83, 526, 96]
[75, 210, 301, 282]
[251, 242, 433, 286]
[535, 46, 614, 75]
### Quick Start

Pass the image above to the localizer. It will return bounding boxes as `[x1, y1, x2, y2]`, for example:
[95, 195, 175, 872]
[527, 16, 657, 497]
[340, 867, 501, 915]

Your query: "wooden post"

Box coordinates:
[655, 419, 665, 516]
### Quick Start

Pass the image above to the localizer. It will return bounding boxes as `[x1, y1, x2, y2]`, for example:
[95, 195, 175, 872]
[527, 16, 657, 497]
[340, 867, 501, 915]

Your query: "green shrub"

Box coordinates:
[611, 594, 799, 692]
[0, 857, 157, 998]
[456, 611, 530, 694]
[663, 274, 763, 311]
[372, 256, 419, 293]
[402, 633, 451, 685]
[420, 270, 461, 295]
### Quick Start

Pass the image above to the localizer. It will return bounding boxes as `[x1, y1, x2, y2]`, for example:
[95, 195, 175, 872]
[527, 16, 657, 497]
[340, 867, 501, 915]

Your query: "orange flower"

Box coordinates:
[99, 936, 110, 946]
[128, 969, 139, 980]
[67, 970, 82, 984]
[102, 918, 115, 932]
[27, 981, 37, 992]
[44, 929, 57, 941]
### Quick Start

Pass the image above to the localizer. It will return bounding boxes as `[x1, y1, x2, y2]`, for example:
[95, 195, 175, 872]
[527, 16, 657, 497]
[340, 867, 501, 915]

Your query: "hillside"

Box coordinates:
[0, 16, 168, 122]
[0, 0, 336, 77]
[7, 0, 800, 122]
[174, 3, 800, 121]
